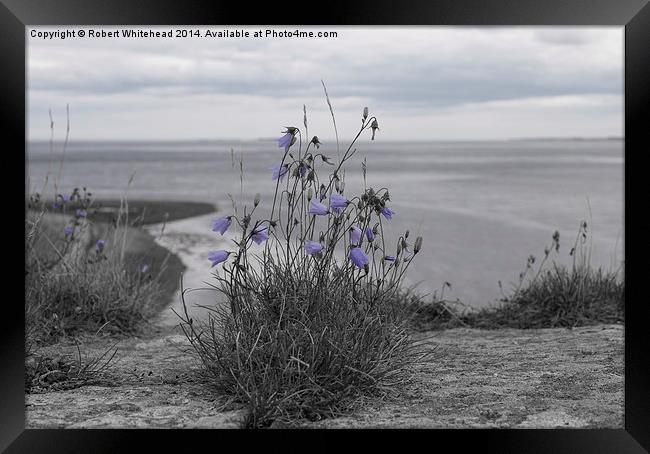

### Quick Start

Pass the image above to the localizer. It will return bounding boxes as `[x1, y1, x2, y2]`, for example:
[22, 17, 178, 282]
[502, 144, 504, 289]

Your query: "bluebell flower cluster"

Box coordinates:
[205, 105, 422, 304]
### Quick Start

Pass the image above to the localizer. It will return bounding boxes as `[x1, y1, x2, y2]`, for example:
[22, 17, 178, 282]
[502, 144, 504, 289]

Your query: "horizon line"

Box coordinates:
[26, 136, 624, 143]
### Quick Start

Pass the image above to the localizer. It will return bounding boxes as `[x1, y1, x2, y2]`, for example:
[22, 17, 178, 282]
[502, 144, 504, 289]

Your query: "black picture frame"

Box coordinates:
[3, 0, 649, 451]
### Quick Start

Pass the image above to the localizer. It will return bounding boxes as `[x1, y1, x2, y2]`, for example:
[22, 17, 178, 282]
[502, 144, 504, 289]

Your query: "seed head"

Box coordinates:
[414, 236, 423, 254]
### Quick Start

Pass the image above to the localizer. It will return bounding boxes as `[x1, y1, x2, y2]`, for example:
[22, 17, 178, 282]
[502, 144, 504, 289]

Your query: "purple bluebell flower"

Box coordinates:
[381, 207, 395, 220]
[251, 225, 269, 245]
[212, 216, 232, 235]
[298, 162, 308, 178]
[384, 255, 396, 262]
[62, 194, 71, 202]
[76, 208, 87, 218]
[349, 226, 362, 245]
[308, 199, 328, 216]
[64, 226, 74, 237]
[271, 163, 289, 181]
[330, 193, 348, 214]
[96, 239, 106, 252]
[141, 264, 150, 273]
[208, 250, 231, 267]
[349, 247, 369, 270]
[278, 128, 296, 151]
[304, 240, 323, 256]
[52, 202, 62, 209]
[365, 227, 375, 242]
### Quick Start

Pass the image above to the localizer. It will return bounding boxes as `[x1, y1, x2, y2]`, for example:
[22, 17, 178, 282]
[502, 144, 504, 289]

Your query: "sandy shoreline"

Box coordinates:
[144, 212, 234, 328]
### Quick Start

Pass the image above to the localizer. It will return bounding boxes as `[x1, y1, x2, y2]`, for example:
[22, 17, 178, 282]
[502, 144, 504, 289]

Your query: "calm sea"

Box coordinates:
[27, 139, 624, 307]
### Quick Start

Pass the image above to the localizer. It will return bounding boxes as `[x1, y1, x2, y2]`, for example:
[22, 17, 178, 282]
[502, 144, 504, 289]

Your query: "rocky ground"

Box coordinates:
[25, 323, 623, 429]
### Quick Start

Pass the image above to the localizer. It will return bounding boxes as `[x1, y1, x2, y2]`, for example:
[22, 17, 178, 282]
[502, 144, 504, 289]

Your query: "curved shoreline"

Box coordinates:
[88, 200, 219, 322]
[144, 212, 238, 328]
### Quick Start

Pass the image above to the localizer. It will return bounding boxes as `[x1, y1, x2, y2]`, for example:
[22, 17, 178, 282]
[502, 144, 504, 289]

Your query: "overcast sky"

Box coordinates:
[27, 26, 623, 141]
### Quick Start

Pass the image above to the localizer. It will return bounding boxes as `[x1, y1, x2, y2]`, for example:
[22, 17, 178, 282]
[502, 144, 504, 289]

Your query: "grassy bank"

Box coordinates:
[25, 198, 215, 392]
[26, 198, 215, 343]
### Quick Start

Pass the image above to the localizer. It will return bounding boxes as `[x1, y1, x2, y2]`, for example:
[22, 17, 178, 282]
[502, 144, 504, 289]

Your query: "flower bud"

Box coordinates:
[363, 107, 369, 120]
[307, 188, 313, 201]
[254, 193, 261, 207]
[311, 136, 321, 148]
[371, 119, 379, 140]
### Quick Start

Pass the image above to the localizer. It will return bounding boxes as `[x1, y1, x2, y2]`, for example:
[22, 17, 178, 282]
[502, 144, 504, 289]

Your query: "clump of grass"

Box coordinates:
[467, 222, 623, 329]
[406, 223, 623, 331]
[179, 90, 428, 427]
[400, 284, 470, 331]
[466, 265, 623, 329]
[412, 223, 624, 331]
[25, 188, 166, 344]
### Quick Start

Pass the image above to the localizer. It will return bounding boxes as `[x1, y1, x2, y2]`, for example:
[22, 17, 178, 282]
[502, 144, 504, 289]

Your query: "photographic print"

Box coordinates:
[24, 25, 625, 430]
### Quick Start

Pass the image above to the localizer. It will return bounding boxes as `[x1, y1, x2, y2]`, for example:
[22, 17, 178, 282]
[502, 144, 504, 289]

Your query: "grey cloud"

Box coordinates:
[27, 27, 623, 140]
